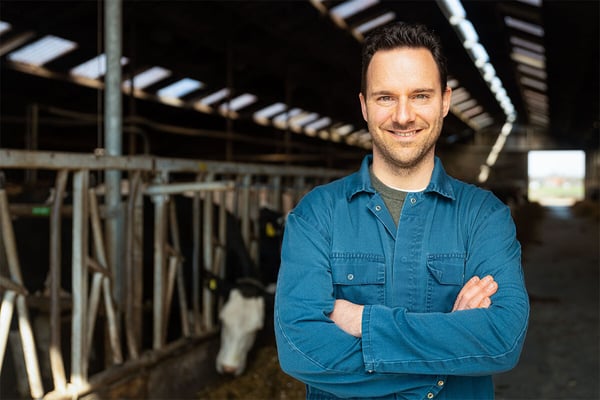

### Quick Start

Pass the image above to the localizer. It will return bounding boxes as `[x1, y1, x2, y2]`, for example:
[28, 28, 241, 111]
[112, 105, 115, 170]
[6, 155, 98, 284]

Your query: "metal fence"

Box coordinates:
[0, 149, 346, 399]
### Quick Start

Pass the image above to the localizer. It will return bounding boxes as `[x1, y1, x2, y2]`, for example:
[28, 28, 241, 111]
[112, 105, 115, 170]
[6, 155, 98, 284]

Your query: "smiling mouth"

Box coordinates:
[388, 129, 418, 137]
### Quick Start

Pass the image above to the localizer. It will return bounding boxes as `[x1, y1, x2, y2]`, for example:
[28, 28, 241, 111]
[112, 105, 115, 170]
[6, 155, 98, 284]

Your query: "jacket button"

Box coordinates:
[375, 205, 382, 211]
[437, 380, 444, 386]
[427, 393, 434, 399]
[410, 197, 417, 204]
[347, 274, 354, 281]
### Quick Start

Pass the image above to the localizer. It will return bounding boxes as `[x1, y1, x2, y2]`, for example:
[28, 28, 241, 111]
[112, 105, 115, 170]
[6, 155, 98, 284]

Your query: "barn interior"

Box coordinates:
[0, 1, 598, 399]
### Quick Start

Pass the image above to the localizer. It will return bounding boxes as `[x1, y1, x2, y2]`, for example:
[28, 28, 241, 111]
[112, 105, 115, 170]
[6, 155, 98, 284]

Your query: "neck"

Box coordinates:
[372, 157, 434, 191]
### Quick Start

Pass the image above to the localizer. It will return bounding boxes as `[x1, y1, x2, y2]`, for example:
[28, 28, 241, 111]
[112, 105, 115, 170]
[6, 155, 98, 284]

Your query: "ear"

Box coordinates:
[442, 86, 452, 117]
[359, 92, 368, 122]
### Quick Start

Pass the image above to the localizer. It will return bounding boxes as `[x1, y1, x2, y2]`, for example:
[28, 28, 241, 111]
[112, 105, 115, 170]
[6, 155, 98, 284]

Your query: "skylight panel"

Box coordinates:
[504, 16, 544, 37]
[450, 87, 471, 104]
[461, 105, 483, 118]
[219, 93, 258, 118]
[453, 98, 478, 112]
[253, 102, 287, 125]
[289, 112, 319, 133]
[523, 89, 548, 102]
[530, 113, 549, 125]
[70, 54, 129, 79]
[481, 63, 496, 81]
[516, 0, 543, 7]
[333, 124, 354, 136]
[446, 78, 460, 89]
[509, 36, 544, 53]
[527, 99, 548, 112]
[470, 113, 493, 128]
[469, 43, 489, 67]
[123, 66, 172, 90]
[8, 35, 77, 66]
[511, 48, 546, 69]
[517, 64, 547, 80]
[520, 76, 547, 91]
[273, 108, 302, 130]
[437, 0, 467, 23]
[197, 88, 230, 106]
[221, 93, 258, 112]
[304, 117, 332, 136]
[330, 0, 379, 20]
[0, 21, 11, 35]
[157, 78, 204, 99]
[353, 11, 396, 35]
[456, 20, 478, 46]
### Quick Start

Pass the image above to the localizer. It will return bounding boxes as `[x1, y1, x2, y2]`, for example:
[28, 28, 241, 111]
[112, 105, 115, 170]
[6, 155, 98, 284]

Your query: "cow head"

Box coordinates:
[216, 288, 265, 376]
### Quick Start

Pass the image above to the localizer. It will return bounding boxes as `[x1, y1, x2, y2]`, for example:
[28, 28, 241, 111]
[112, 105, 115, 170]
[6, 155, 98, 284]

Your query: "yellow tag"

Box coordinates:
[209, 279, 217, 291]
[266, 222, 276, 237]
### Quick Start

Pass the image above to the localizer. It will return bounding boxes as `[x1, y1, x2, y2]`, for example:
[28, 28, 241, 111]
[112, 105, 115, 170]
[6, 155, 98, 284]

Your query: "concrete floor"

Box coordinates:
[495, 203, 599, 400]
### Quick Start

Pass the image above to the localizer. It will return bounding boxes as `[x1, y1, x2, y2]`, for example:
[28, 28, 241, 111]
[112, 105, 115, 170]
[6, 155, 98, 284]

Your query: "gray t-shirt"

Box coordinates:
[369, 168, 407, 226]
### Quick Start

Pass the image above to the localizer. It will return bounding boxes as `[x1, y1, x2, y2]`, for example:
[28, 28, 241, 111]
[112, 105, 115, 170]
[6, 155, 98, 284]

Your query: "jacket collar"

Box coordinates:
[346, 155, 456, 201]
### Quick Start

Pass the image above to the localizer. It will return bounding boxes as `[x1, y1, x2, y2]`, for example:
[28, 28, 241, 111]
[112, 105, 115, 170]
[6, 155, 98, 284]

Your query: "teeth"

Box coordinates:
[393, 131, 415, 137]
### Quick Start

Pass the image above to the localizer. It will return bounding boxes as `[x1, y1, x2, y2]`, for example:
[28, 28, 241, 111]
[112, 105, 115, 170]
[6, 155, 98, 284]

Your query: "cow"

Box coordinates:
[214, 206, 284, 376]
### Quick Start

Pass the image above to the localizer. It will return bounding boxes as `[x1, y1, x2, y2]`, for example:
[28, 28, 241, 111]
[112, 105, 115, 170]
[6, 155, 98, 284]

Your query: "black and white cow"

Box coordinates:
[213, 206, 284, 376]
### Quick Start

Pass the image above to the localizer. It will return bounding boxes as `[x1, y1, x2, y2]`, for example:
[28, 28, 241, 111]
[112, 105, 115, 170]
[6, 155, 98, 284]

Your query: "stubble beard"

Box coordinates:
[371, 118, 442, 176]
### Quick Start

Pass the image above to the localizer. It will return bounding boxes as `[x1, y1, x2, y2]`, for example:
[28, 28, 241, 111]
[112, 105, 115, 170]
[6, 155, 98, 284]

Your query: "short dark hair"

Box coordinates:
[361, 21, 448, 94]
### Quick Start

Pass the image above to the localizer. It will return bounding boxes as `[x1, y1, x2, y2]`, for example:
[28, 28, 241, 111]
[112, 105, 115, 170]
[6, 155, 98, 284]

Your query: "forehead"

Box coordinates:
[366, 47, 441, 91]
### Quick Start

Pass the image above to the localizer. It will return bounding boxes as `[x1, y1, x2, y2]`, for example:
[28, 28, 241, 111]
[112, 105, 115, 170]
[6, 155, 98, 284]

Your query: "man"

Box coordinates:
[274, 21, 529, 400]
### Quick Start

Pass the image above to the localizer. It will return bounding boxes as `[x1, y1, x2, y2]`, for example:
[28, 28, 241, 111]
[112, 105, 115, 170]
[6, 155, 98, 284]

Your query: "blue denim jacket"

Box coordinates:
[275, 155, 529, 399]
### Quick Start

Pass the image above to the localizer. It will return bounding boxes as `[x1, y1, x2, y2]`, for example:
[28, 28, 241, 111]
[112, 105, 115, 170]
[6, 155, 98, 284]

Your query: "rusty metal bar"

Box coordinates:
[202, 174, 215, 331]
[71, 170, 89, 385]
[191, 176, 202, 334]
[88, 189, 123, 365]
[124, 171, 142, 359]
[145, 180, 234, 195]
[0, 189, 44, 398]
[239, 175, 251, 248]
[168, 199, 190, 337]
[49, 170, 68, 392]
[151, 173, 169, 349]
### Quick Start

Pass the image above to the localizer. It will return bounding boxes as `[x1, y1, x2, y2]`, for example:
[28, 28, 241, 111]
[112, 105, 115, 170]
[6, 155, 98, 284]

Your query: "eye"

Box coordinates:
[376, 95, 395, 104]
[413, 93, 430, 100]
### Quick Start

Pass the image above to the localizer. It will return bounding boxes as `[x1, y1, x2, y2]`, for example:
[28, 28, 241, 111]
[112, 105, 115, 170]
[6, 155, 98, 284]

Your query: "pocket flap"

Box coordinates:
[331, 256, 385, 285]
[426, 255, 465, 285]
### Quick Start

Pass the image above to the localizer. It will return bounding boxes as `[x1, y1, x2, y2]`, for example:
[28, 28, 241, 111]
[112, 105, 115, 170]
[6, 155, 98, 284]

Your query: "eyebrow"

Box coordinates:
[369, 88, 436, 96]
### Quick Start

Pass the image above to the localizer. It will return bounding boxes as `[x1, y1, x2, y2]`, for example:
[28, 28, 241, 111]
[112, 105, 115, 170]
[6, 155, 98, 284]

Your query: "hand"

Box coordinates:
[452, 275, 498, 311]
[329, 299, 364, 338]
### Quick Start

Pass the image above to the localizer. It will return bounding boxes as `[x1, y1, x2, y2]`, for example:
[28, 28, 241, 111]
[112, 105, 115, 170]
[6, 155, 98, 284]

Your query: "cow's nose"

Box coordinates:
[220, 364, 239, 375]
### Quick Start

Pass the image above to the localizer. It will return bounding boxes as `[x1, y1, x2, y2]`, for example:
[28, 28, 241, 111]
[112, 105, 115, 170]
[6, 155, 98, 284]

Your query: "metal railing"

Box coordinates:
[0, 149, 346, 399]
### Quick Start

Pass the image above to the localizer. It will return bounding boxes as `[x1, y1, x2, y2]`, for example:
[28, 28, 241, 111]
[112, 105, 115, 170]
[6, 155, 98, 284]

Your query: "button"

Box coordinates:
[375, 205, 382, 211]
[437, 380, 444, 387]
[347, 273, 354, 281]
[427, 393, 434, 399]
[410, 197, 417, 204]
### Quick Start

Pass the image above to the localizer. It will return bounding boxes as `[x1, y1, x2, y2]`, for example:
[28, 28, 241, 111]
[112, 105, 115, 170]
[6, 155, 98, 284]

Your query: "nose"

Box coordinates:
[392, 99, 415, 125]
[220, 364, 239, 375]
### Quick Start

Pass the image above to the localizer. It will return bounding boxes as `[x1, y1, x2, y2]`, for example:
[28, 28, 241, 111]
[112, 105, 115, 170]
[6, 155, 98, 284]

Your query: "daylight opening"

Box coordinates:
[528, 150, 585, 206]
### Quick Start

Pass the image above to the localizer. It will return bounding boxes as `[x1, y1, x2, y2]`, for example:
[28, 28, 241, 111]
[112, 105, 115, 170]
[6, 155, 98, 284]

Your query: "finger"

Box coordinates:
[452, 276, 480, 311]
[479, 296, 492, 308]
[463, 276, 496, 309]
[454, 275, 497, 311]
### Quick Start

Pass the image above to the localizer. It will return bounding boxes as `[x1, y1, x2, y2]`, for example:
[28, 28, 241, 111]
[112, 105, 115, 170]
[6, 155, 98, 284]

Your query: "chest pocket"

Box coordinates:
[331, 253, 385, 305]
[426, 253, 466, 312]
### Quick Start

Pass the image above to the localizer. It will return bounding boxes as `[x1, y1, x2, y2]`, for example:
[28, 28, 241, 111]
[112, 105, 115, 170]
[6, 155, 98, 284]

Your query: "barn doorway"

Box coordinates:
[527, 150, 586, 206]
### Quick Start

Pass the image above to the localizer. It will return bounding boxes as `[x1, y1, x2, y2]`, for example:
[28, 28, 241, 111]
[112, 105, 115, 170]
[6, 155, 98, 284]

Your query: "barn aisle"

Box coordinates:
[495, 201, 599, 399]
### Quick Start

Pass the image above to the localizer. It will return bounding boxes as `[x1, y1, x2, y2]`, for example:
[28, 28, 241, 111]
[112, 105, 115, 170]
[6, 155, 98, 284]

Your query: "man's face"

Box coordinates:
[359, 47, 451, 171]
